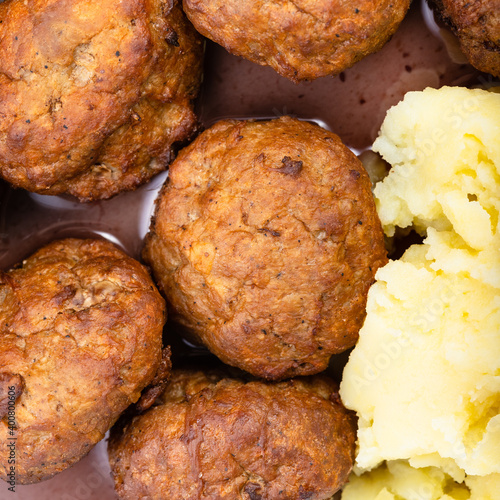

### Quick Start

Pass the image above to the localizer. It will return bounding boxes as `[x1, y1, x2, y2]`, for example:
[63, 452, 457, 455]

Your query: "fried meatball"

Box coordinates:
[0, 238, 168, 484]
[430, 0, 500, 77]
[108, 369, 357, 500]
[182, 0, 410, 82]
[143, 117, 387, 380]
[0, 0, 203, 201]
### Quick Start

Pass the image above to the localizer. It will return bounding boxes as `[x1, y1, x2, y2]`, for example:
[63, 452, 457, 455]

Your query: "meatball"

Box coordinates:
[182, 0, 411, 82]
[108, 369, 357, 500]
[143, 117, 387, 380]
[0, 0, 203, 201]
[0, 238, 168, 483]
[430, 0, 500, 77]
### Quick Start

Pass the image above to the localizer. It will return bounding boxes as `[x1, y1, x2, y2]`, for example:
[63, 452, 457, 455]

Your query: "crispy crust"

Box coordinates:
[431, 0, 500, 77]
[0, 238, 167, 483]
[143, 117, 387, 380]
[108, 369, 357, 500]
[0, 0, 203, 201]
[183, 0, 410, 82]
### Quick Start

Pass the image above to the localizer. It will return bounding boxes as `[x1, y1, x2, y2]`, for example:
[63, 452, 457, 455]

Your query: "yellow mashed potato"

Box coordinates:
[372, 86, 500, 256]
[342, 461, 500, 500]
[339, 87, 500, 495]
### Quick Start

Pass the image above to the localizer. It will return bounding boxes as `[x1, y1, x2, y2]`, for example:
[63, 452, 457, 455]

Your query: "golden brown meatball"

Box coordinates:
[0, 0, 203, 201]
[431, 0, 500, 77]
[108, 369, 357, 500]
[183, 0, 411, 82]
[143, 117, 387, 380]
[0, 238, 168, 484]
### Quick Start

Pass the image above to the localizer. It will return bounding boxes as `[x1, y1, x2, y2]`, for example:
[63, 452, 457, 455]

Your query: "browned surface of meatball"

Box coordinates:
[143, 117, 387, 380]
[0, 0, 203, 201]
[108, 369, 357, 500]
[0, 238, 167, 483]
[183, 0, 410, 82]
[431, 0, 500, 77]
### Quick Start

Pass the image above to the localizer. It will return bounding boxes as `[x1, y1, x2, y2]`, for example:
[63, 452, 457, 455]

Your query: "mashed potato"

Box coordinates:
[342, 461, 500, 500]
[372, 86, 500, 253]
[339, 87, 500, 488]
[340, 255, 500, 476]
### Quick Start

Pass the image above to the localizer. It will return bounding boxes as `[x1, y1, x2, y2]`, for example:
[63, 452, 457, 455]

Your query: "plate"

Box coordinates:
[0, 1, 495, 498]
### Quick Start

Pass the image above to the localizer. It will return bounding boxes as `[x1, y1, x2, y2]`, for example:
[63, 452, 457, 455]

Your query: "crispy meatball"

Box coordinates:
[0, 0, 203, 201]
[430, 0, 500, 77]
[143, 117, 387, 380]
[182, 0, 411, 82]
[0, 239, 168, 484]
[108, 369, 357, 500]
